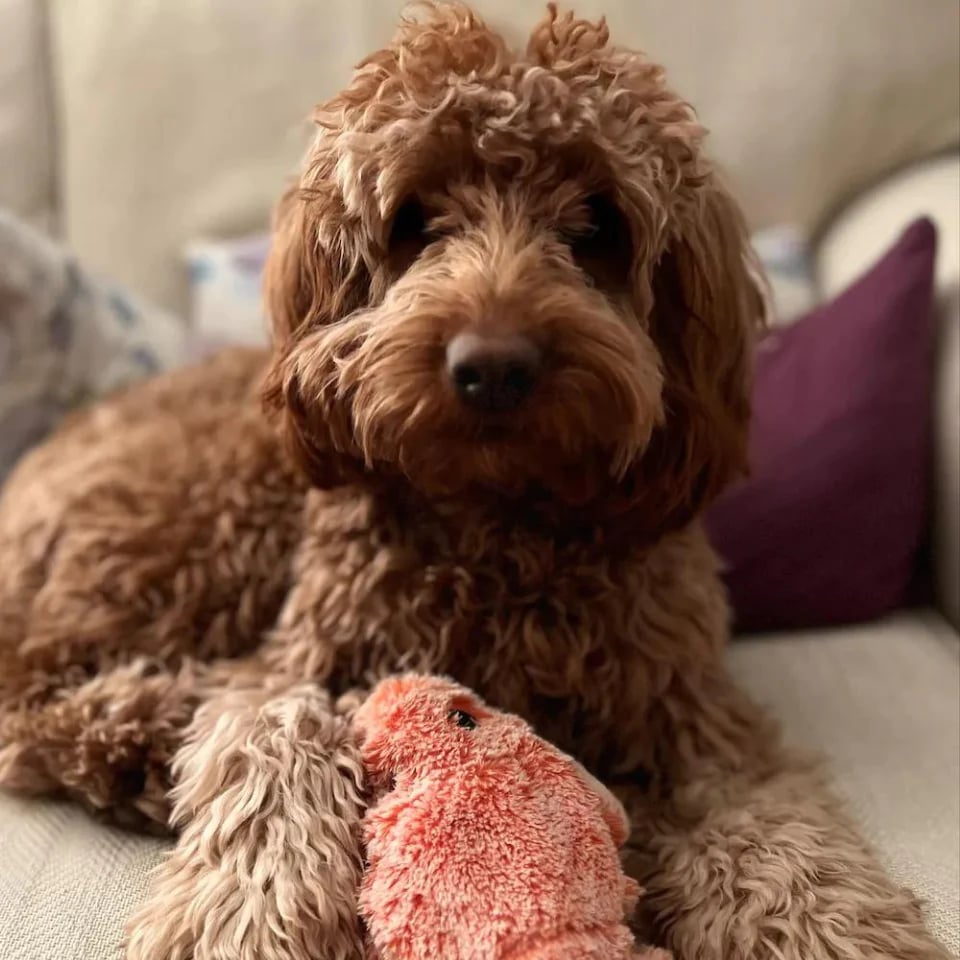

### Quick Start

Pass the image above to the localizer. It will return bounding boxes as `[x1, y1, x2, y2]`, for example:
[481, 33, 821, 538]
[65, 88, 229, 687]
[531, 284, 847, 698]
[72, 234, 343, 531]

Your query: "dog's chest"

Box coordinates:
[277, 489, 703, 765]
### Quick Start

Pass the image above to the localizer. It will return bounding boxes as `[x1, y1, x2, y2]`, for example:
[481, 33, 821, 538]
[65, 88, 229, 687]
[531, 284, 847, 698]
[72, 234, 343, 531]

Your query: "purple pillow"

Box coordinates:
[705, 218, 938, 633]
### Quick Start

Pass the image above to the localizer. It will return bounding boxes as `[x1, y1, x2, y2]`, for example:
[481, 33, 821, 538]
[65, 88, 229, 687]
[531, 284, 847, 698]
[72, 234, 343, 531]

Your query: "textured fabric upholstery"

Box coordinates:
[730, 611, 960, 954]
[0, 794, 167, 960]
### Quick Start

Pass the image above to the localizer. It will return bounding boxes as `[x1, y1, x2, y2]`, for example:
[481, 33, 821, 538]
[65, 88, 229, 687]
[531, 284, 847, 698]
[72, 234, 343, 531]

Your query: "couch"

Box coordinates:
[0, 1, 957, 957]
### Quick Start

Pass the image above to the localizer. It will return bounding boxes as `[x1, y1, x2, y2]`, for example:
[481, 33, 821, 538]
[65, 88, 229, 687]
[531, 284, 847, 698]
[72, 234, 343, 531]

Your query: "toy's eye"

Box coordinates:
[448, 709, 477, 730]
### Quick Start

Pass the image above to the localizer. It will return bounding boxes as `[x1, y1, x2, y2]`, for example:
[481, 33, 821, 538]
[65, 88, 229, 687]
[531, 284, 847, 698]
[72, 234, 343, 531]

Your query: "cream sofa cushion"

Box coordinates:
[48, 0, 960, 314]
[730, 611, 960, 954]
[0, 794, 166, 960]
[1, 612, 957, 958]
[814, 154, 960, 630]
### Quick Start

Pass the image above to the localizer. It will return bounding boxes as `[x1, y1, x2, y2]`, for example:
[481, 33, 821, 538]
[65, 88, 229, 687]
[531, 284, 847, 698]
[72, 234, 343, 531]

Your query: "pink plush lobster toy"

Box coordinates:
[354, 674, 671, 960]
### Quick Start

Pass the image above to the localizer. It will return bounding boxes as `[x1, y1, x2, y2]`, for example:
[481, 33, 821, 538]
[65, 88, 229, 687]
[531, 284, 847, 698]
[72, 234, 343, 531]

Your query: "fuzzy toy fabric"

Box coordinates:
[356, 675, 670, 960]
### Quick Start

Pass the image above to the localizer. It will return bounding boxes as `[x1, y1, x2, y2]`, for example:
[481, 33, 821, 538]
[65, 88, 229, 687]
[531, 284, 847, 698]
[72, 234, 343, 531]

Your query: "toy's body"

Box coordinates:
[355, 675, 670, 960]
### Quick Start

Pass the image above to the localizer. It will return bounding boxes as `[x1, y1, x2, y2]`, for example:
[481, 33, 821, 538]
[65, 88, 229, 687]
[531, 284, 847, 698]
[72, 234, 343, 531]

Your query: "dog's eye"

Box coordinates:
[388, 197, 430, 270]
[448, 709, 477, 730]
[568, 194, 633, 291]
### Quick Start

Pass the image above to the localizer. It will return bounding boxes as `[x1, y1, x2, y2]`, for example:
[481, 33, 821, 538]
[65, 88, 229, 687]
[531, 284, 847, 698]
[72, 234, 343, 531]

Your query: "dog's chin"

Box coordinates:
[341, 375, 663, 505]
[368, 422, 646, 506]
[294, 320, 665, 505]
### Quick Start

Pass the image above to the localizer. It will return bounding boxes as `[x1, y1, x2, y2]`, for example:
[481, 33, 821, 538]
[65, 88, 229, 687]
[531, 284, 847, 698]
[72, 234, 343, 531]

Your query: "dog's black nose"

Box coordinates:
[446, 332, 541, 413]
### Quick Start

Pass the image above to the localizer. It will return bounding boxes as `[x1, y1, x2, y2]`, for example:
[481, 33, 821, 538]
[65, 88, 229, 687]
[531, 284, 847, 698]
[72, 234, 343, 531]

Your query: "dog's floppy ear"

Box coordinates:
[263, 180, 319, 345]
[263, 177, 369, 344]
[261, 176, 371, 488]
[525, 5, 766, 532]
[623, 178, 768, 535]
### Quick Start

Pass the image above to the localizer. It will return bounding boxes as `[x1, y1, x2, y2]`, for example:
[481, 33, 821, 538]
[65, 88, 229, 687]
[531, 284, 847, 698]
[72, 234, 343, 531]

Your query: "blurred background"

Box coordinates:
[0, 2, 958, 958]
[2, 0, 958, 315]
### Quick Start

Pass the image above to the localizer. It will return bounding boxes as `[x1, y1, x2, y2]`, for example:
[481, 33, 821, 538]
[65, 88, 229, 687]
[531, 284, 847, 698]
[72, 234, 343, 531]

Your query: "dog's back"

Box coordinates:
[0, 347, 309, 816]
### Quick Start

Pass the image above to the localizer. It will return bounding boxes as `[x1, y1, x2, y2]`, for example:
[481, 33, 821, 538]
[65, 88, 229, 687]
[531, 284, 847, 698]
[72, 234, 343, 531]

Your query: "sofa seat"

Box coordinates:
[0, 794, 165, 960]
[1, 612, 956, 959]
[730, 610, 960, 953]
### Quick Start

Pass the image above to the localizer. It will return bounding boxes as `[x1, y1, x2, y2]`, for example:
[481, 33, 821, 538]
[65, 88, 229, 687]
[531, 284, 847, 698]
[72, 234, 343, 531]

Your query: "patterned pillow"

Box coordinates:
[0, 211, 188, 481]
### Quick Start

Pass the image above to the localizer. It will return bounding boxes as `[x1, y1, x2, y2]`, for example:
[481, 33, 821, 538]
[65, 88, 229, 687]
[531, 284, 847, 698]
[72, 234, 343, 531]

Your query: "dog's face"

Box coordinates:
[264, 3, 765, 533]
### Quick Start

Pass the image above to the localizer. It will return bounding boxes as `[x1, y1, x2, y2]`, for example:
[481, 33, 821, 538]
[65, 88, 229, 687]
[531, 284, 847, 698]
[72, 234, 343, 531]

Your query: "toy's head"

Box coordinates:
[354, 675, 529, 787]
[355, 674, 632, 849]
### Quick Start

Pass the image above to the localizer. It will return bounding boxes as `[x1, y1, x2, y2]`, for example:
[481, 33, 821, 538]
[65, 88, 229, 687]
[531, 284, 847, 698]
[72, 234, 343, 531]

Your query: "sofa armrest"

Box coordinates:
[814, 153, 960, 629]
[933, 285, 959, 628]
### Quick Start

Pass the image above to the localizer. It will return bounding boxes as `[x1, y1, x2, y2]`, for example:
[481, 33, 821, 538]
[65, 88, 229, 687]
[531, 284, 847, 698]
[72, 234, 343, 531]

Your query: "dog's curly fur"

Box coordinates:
[0, 4, 946, 959]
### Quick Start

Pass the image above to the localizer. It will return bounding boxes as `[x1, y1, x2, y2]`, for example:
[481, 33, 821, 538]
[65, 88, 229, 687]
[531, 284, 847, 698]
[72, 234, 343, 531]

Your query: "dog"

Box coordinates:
[0, 5, 945, 959]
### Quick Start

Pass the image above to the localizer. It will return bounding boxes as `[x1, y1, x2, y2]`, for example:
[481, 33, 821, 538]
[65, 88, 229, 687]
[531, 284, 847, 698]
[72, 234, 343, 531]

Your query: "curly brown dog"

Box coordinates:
[0, 5, 945, 960]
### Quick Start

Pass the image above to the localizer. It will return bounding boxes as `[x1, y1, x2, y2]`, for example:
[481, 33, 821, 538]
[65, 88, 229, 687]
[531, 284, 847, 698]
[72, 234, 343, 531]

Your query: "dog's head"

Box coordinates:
[263, 2, 766, 534]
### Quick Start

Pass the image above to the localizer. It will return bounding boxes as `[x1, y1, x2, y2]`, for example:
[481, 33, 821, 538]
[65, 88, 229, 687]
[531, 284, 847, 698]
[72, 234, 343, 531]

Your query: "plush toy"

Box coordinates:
[354, 674, 671, 960]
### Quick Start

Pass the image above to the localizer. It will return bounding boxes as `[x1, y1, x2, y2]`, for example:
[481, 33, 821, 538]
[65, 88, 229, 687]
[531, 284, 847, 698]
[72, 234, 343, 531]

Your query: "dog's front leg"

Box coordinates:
[0, 656, 265, 827]
[620, 668, 948, 960]
[125, 681, 367, 960]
